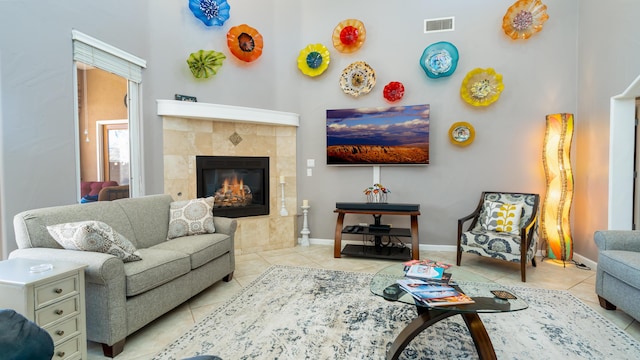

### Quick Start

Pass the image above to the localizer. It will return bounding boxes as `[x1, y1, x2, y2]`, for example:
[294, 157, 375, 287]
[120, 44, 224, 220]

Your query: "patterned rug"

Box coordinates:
[154, 265, 640, 360]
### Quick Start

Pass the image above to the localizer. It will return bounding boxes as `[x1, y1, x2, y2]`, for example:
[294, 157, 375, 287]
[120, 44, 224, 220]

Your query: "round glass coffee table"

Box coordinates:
[370, 263, 528, 360]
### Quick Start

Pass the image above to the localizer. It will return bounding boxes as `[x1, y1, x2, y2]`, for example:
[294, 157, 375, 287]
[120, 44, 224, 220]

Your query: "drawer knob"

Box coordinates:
[54, 288, 63, 294]
[55, 330, 65, 336]
[54, 309, 64, 315]
[56, 351, 65, 357]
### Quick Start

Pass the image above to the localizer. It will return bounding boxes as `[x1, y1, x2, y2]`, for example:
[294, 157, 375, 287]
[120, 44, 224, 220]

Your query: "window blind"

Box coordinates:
[72, 30, 145, 83]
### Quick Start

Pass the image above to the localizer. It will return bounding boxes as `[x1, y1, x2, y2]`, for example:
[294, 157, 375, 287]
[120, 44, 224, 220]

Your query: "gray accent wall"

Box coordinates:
[1, 0, 638, 262]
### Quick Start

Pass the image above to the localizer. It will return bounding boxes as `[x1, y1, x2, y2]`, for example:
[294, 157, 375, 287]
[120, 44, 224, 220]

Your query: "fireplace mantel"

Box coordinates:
[157, 100, 299, 127]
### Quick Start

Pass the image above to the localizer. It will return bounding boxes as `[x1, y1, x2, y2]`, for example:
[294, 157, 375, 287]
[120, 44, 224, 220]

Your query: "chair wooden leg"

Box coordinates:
[456, 249, 462, 266]
[532, 256, 537, 267]
[520, 261, 526, 282]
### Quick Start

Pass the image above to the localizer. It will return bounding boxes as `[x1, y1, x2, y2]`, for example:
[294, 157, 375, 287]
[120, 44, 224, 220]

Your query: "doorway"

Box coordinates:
[77, 65, 129, 189]
[72, 30, 146, 201]
[609, 74, 640, 230]
[99, 120, 130, 185]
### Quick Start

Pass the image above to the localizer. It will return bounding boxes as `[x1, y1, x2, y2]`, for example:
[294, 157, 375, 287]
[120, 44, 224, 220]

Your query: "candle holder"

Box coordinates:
[300, 205, 310, 246]
[280, 182, 288, 216]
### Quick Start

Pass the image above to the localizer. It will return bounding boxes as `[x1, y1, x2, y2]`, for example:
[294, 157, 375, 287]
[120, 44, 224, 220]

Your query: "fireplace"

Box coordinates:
[196, 156, 269, 218]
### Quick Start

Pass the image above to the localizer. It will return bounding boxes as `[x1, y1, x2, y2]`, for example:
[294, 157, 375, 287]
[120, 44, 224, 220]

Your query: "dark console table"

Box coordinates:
[334, 202, 420, 260]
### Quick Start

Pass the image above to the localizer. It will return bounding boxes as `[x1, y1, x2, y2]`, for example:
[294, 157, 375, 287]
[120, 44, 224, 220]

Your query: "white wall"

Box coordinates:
[289, 0, 579, 250]
[575, 0, 640, 260]
[0, 0, 149, 257]
[142, 0, 580, 252]
[11, 0, 630, 262]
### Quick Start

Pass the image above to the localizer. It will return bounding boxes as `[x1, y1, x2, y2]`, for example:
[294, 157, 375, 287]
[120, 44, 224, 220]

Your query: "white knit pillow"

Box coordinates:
[47, 220, 142, 262]
[167, 197, 216, 239]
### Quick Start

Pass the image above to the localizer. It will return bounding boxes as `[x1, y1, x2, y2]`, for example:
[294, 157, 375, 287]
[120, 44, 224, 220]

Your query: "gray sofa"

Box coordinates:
[594, 230, 640, 321]
[10, 194, 237, 357]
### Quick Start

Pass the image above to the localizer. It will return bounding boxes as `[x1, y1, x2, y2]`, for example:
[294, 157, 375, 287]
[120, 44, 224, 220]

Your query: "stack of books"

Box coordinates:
[399, 259, 475, 307]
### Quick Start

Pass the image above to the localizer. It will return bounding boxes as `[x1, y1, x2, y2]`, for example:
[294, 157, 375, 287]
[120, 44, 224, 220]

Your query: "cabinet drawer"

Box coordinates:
[52, 336, 81, 360]
[44, 316, 80, 345]
[35, 274, 79, 308]
[36, 296, 80, 327]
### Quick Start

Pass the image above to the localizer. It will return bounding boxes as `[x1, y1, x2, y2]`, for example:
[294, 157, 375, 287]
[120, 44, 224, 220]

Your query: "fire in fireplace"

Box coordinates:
[196, 156, 269, 218]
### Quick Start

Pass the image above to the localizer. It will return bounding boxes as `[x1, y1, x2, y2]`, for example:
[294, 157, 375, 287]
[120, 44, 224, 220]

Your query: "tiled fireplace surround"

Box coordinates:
[157, 100, 299, 255]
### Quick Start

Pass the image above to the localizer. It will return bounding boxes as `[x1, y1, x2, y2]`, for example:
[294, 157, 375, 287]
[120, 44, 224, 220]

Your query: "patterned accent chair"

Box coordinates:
[457, 192, 540, 282]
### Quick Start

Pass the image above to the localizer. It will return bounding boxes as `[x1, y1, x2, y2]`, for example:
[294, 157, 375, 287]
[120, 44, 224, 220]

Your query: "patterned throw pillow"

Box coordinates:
[481, 201, 523, 235]
[47, 221, 142, 262]
[167, 197, 216, 239]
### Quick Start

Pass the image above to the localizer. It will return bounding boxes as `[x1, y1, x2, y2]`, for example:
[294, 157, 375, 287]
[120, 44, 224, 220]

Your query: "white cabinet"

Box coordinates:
[0, 258, 87, 360]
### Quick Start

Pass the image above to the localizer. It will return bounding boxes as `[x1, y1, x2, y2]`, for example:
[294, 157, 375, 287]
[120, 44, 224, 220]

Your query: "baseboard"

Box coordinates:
[300, 238, 598, 270]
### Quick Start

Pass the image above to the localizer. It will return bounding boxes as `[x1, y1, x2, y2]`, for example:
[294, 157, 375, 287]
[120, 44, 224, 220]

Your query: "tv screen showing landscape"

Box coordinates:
[326, 104, 430, 165]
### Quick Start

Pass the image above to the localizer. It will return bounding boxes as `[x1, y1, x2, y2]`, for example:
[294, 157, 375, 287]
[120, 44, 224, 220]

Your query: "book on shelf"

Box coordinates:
[405, 264, 445, 280]
[420, 292, 475, 307]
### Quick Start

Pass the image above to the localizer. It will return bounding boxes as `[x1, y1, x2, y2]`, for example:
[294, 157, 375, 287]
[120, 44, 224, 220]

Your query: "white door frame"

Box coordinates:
[609, 74, 640, 229]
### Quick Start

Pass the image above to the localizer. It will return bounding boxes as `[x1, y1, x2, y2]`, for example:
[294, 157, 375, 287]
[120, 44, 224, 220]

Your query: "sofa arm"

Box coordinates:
[213, 216, 238, 237]
[594, 230, 640, 253]
[9, 248, 125, 285]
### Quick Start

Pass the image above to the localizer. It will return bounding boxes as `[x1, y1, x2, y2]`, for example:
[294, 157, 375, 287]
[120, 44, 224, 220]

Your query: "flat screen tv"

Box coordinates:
[326, 104, 430, 165]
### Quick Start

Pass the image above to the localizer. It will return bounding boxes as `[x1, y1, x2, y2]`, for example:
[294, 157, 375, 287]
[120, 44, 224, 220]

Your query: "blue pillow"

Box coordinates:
[81, 194, 99, 203]
[0, 309, 54, 359]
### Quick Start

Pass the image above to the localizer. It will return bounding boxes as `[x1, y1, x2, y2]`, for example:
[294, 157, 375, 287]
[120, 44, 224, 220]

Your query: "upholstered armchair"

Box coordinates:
[98, 185, 130, 201]
[457, 192, 540, 282]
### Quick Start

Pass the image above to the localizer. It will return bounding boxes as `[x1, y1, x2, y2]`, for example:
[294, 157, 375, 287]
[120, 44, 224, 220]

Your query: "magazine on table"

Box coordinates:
[405, 264, 446, 280]
[403, 258, 452, 269]
[397, 279, 474, 306]
[420, 292, 475, 307]
[396, 279, 455, 294]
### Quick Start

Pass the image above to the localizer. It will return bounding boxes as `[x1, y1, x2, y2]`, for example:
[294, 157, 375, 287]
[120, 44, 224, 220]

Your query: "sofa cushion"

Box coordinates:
[123, 248, 191, 296]
[13, 201, 136, 250]
[114, 195, 173, 249]
[598, 250, 640, 290]
[167, 197, 216, 239]
[151, 233, 232, 269]
[47, 221, 142, 262]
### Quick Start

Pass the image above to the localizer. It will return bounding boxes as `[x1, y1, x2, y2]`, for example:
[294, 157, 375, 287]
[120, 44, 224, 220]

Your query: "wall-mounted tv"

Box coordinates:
[326, 104, 430, 165]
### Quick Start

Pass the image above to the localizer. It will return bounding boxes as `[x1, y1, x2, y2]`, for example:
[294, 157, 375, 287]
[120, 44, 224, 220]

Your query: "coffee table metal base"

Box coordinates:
[387, 307, 496, 360]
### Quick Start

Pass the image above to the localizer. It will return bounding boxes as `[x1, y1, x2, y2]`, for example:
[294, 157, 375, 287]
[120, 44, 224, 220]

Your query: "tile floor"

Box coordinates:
[88, 245, 640, 359]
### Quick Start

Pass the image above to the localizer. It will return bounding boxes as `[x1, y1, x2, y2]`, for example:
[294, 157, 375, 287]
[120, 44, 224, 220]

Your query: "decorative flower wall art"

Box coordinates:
[383, 82, 405, 102]
[339, 61, 376, 97]
[420, 41, 459, 79]
[188, 0, 230, 27]
[227, 24, 263, 62]
[502, 0, 549, 40]
[332, 19, 366, 53]
[297, 44, 331, 77]
[186, 50, 226, 79]
[460, 68, 504, 107]
[449, 122, 475, 146]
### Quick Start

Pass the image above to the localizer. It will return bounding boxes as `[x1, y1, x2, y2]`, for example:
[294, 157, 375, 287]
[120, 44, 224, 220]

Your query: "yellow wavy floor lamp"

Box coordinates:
[541, 113, 574, 262]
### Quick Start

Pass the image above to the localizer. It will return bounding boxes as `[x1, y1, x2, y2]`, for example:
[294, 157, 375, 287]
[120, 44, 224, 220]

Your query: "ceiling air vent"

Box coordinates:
[424, 17, 455, 33]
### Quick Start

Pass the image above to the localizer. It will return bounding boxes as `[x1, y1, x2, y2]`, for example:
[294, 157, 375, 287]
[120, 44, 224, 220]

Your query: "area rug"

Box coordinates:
[154, 265, 640, 360]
